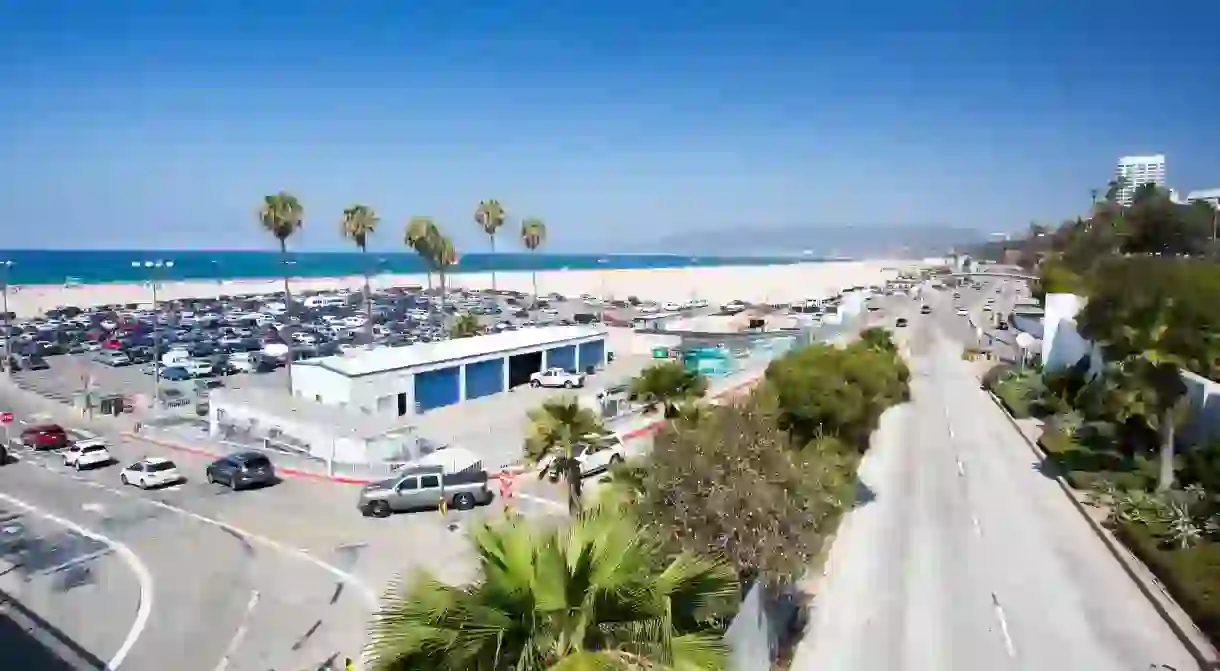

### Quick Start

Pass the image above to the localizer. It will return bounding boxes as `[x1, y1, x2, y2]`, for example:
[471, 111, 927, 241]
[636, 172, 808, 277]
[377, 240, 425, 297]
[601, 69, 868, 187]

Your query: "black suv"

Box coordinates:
[205, 452, 277, 490]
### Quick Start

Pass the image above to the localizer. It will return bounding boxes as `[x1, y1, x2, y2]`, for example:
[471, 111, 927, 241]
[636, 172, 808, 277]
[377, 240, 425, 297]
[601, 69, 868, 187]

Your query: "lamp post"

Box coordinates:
[132, 259, 174, 409]
[1, 260, 12, 377]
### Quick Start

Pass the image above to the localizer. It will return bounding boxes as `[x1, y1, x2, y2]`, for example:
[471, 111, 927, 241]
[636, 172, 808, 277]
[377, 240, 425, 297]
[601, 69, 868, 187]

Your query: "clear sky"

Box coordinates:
[2, 0, 1218, 252]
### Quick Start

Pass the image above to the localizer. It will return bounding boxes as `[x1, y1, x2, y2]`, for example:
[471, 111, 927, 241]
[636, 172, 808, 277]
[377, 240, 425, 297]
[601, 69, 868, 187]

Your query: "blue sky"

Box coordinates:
[2, 0, 1218, 252]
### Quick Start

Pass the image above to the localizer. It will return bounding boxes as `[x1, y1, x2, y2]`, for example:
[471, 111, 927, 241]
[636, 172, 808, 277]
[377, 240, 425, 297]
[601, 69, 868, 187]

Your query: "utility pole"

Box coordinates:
[1, 260, 11, 377]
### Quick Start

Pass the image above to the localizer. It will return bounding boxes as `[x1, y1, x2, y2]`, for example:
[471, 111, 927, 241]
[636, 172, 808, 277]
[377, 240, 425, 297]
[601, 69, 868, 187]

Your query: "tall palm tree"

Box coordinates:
[366, 506, 738, 671]
[520, 217, 547, 308]
[629, 360, 709, 418]
[448, 312, 481, 339]
[431, 234, 459, 323]
[524, 396, 603, 514]
[474, 199, 507, 291]
[406, 216, 440, 293]
[341, 204, 379, 345]
[257, 191, 303, 391]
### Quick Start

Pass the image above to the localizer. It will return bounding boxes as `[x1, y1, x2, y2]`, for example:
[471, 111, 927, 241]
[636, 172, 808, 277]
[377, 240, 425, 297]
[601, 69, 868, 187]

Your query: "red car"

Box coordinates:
[21, 424, 70, 450]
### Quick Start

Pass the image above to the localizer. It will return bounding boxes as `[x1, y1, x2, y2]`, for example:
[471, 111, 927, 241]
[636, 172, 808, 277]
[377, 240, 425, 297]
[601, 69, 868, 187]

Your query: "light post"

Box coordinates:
[596, 257, 608, 323]
[132, 259, 174, 409]
[1, 260, 12, 377]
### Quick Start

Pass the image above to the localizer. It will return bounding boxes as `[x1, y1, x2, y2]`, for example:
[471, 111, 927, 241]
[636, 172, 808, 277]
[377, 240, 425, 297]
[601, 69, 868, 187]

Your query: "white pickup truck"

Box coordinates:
[529, 367, 585, 389]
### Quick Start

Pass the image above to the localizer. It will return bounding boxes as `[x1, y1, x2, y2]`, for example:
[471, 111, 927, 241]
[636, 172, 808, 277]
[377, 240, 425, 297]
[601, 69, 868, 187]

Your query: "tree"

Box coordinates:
[406, 216, 440, 293]
[520, 218, 547, 308]
[629, 360, 709, 417]
[432, 234, 459, 323]
[858, 327, 898, 355]
[1105, 176, 1129, 203]
[638, 389, 854, 584]
[448, 312, 481, 339]
[474, 199, 507, 291]
[340, 204, 379, 345]
[257, 191, 303, 392]
[523, 397, 604, 514]
[367, 507, 738, 670]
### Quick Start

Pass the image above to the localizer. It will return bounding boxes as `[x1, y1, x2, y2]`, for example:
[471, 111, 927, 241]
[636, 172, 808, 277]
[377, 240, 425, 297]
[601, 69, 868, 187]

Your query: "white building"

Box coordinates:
[292, 325, 608, 418]
[1114, 154, 1166, 205]
[1187, 188, 1220, 209]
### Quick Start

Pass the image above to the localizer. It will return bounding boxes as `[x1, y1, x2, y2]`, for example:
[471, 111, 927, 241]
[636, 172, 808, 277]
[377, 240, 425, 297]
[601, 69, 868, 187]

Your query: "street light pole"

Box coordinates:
[133, 259, 174, 410]
[1, 260, 12, 377]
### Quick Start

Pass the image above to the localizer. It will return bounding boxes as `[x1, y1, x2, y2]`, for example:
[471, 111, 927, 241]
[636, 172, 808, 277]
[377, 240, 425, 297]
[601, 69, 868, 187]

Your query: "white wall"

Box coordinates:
[292, 362, 353, 405]
[1042, 293, 1094, 372]
[208, 397, 371, 463]
[348, 369, 415, 418]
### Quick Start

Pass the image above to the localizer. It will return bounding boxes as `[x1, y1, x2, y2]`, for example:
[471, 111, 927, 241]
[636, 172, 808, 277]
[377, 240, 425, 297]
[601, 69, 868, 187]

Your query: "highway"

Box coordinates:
[0, 375, 535, 670]
[791, 279, 1196, 671]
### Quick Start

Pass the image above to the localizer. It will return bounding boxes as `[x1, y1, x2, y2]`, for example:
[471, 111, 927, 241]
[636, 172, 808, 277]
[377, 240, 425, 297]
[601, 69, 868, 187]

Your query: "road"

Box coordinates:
[791, 280, 1197, 671]
[0, 375, 568, 670]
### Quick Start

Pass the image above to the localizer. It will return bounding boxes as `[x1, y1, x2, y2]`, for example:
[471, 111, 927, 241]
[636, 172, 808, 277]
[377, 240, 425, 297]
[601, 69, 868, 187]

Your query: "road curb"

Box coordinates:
[984, 390, 1219, 670]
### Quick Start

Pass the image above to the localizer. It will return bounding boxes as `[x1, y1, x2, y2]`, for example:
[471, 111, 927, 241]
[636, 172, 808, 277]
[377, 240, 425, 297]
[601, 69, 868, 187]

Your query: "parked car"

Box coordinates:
[62, 439, 113, 470]
[205, 452, 276, 490]
[921, 305, 932, 315]
[529, 367, 585, 389]
[94, 350, 132, 367]
[538, 432, 627, 480]
[357, 465, 492, 518]
[159, 366, 190, 381]
[21, 424, 70, 450]
[895, 318, 908, 328]
[120, 457, 183, 489]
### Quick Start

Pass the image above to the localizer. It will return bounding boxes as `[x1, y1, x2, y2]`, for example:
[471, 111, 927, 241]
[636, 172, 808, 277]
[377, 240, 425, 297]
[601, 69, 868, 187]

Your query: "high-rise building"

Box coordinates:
[1114, 154, 1166, 205]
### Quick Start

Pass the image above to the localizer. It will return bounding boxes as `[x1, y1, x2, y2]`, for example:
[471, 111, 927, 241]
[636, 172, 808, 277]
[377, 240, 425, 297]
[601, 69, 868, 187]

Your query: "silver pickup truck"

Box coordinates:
[356, 465, 493, 518]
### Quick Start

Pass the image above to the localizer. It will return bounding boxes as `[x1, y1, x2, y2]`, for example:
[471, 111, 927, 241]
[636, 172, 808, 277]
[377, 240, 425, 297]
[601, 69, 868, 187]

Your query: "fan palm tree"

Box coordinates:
[524, 396, 603, 514]
[520, 217, 547, 308]
[474, 199, 507, 291]
[366, 506, 738, 671]
[449, 312, 481, 339]
[629, 360, 709, 418]
[431, 234, 459, 323]
[406, 216, 440, 293]
[341, 204, 380, 345]
[257, 191, 303, 391]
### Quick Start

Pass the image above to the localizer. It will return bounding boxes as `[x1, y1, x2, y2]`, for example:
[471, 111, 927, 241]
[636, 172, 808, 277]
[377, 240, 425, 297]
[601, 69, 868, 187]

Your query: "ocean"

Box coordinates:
[0, 250, 819, 286]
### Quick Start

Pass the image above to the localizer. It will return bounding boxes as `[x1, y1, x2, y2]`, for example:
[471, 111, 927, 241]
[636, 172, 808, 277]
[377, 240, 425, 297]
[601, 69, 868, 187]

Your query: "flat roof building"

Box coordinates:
[292, 325, 608, 417]
[1187, 188, 1220, 209]
[1115, 154, 1166, 206]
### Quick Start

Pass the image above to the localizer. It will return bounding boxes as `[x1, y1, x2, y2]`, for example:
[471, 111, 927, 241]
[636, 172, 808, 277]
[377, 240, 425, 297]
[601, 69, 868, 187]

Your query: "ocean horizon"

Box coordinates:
[0, 249, 831, 287]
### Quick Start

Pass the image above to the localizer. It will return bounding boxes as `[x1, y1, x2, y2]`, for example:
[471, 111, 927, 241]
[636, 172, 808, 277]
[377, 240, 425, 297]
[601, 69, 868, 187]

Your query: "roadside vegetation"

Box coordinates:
[364, 329, 911, 669]
[980, 181, 1220, 647]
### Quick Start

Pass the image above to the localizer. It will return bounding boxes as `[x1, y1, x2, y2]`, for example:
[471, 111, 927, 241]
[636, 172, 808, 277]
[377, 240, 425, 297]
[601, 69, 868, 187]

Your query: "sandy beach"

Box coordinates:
[3, 260, 916, 318]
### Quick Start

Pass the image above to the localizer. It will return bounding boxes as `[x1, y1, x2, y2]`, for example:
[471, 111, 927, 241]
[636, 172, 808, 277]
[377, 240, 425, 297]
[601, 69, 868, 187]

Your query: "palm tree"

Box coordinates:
[257, 191, 303, 391]
[406, 216, 440, 293]
[431, 234, 459, 323]
[341, 204, 379, 346]
[520, 217, 546, 308]
[449, 312, 481, 339]
[524, 396, 603, 513]
[366, 506, 738, 671]
[629, 360, 709, 418]
[474, 199, 507, 291]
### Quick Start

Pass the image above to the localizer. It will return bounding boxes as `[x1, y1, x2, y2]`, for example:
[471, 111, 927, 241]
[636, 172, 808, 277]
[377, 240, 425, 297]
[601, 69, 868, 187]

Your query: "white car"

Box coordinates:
[662, 301, 683, 312]
[182, 359, 213, 378]
[529, 367, 586, 389]
[956, 307, 969, 316]
[227, 352, 257, 373]
[637, 304, 659, 314]
[63, 439, 113, 470]
[538, 308, 560, 318]
[120, 457, 183, 489]
[539, 432, 627, 479]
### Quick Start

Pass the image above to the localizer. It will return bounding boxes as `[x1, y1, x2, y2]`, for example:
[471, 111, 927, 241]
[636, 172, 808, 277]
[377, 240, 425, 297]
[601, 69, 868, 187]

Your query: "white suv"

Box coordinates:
[529, 368, 585, 389]
[63, 439, 113, 470]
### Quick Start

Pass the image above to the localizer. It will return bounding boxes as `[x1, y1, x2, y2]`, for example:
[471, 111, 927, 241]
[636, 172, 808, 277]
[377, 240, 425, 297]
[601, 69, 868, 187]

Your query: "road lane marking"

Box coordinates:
[971, 514, 982, 536]
[0, 490, 153, 671]
[991, 592, 1017, 657]
[956, 459, 966, 477]
[213, 590, 260, 671]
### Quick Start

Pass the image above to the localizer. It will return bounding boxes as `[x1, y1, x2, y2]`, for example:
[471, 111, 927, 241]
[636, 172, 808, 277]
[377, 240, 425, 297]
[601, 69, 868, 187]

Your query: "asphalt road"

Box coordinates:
[791, 280, 1196, 671]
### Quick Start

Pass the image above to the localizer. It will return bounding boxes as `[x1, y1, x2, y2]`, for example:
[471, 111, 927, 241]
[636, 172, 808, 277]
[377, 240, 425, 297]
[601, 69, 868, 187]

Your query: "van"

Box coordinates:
[161, 348, 192, 367]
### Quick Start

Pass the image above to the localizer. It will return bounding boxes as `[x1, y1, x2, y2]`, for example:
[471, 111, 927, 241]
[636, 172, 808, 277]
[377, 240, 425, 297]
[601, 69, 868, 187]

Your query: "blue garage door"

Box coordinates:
[414, 366, 461, 412]
[465, 358, 504, 400]
[578, 340, 605, 370]
[545, 345, 576, 372]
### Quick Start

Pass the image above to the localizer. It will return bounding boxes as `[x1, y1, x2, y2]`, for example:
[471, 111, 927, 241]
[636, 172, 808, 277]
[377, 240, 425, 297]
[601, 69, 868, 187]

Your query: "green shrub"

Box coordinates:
[1038, 426, 1078, 455]
[981, 363, 1015, 391]
[1114, 521, 1220, 648]
[1067, 470, 1152, 492]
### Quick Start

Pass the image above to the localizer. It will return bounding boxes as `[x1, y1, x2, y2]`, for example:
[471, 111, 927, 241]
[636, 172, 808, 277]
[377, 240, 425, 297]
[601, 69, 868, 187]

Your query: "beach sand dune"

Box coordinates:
[5, 260, 914, 318]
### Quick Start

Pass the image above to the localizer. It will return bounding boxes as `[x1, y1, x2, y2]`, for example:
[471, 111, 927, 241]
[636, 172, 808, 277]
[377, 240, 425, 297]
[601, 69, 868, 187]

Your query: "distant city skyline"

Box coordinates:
[2, 2, 1220, 252]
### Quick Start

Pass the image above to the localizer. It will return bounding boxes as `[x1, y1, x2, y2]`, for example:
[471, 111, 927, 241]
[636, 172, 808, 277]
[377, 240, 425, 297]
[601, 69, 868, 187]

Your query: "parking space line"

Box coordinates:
[0, 490, 153, 671]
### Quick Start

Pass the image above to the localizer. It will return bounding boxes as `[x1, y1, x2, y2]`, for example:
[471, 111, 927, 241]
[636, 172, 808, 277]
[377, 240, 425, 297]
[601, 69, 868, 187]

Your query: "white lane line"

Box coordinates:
[213, 590, 260, 671]
[19, 459, 378, 608]
[991, 592, 1017, 657]
[971, 513, 982, 536]
[0, 491, 153, 671]
[956, 459, 966, 477]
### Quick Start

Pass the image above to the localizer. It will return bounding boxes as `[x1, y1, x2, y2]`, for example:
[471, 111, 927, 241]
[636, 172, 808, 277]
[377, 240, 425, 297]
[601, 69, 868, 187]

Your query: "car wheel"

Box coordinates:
[206, 471, 216, 485]
[120, 473, 129, 486]
[138, 478, 148, 490]
[530, 380, 540, 388]
[228, 476, 239, 491]
[452, 493, 476, 511]
[369, 501, 391, 518]
[74, 461, 82, 471]
[563, 381, 574, 388]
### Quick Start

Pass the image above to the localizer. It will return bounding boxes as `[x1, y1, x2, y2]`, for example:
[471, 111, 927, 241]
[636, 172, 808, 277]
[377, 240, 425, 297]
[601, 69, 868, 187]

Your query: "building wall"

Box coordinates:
[348, 368, 415, 418]
[578, 339, 606, 369]
[414, 366, 463, 412]
[1115, 154, 1166, 206]
[545, 344, 577, 371]
[293, 362, 354, 406]
[465, 358, 505, 400]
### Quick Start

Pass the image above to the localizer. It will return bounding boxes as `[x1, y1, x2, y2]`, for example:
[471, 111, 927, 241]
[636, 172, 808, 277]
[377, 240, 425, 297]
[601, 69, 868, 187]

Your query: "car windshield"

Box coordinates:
[147, 461, 177, 472]
[241, 457, 271, 470]
[82, 446, 106, 453]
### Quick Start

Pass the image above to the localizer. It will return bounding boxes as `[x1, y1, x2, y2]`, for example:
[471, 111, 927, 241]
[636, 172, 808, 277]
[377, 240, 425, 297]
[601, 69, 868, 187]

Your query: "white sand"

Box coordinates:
[4, 260, 917, 318]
